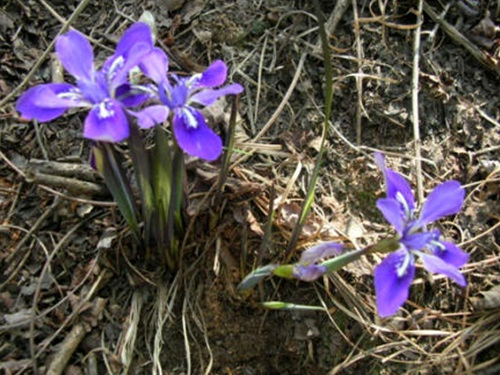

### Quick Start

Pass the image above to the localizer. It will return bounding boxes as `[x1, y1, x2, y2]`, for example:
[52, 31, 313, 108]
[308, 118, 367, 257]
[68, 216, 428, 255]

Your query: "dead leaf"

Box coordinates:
[233, 205, 264, 237]
[470, 285, 500, 310]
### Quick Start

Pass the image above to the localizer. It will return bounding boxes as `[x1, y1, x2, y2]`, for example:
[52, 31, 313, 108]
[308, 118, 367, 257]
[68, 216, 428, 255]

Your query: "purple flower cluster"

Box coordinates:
[374, 153, 468, 317]
[16, 23, 243, 161]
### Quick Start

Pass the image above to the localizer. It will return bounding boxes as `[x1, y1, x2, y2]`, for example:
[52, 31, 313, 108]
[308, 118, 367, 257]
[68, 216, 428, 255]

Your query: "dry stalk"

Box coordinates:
[46, 323, 87, 375]
[119, 291, 143, 374]
[412, 0, 424, 205]
[352, 0, 365, 145]
[152, 276, 179, 375]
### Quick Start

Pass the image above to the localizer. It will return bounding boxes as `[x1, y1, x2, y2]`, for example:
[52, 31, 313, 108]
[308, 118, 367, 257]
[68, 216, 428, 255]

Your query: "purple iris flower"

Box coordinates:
[16, 23, 157, 142]
[139, 49, 243, 161]
[373, 152, 469, 317]
[293, 242, 344, 281]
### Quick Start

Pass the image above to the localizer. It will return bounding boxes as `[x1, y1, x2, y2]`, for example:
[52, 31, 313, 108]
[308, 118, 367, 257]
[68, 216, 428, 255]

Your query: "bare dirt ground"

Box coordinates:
[1, 0, 499, 374]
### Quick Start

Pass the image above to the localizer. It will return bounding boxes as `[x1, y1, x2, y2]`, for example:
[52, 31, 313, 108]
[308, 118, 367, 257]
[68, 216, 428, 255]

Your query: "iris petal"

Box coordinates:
[139, 48, 168, 83]
[173, 108, 222, 161]
[115, 22, 153, 57]
[374, 249, 415, 317]
[109, 23, 154, 87]
[385, 169, 415, 213]
[433, 241, 469, 268]
[376, 198, 406, 234]
[402, 230, 436, 250]
[419, 253, 467, 287]
[115, 84, 149, 107]
[190, 83, 244, 106]
[299, 242, 343, 264]
[293, 264, 327, 282]
[133, 105, 169, 129]
[196, 60, 227, 87]
[84, 99, 129, 142]
[55, 30, 94, 82]
[16, 83, 86, 122]
[419, 181, 464, 225]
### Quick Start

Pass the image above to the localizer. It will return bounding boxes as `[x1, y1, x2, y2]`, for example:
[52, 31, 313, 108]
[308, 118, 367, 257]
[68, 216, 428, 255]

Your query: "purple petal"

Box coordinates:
[115, 22, 153, 57]
[16, 83, 86, 122]
[84, 99, 130, 142]
[293, 264, 327, 282]
[419, 181, 464, 225]
[374, 152, 386, 171]
[173, 108, 222, 161]
[402, 230, 436, 251]
[56, 30, 94, 82]
[385, 169, 415, 213]
[374, 152, 415, 212]
[300, 242, 343, 264]
[419, 253, 467, 287]
[115, 84, 150, 107]
[190, 83, 244, 106]
[196, 60, 228, 87]
[432, 241, 469, 268]
[374, 249, 415, 317]
[376, 198, 406, 234]
[133, 105, 169, 129]
[107, 23, 154, 87]
[139, 48, 168, 83]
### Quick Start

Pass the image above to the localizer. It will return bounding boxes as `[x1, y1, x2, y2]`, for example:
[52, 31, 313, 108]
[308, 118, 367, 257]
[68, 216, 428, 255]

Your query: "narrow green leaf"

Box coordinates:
[151, 127, 173, 266]
[93, 142, 140, 239]
[237, 264, 277, 292]
[321, 248, 367, 274]
[261, 301, 325, 311]
[285, 0, 333, 260]
[127, 122, 155, 241]
[216, 95, 239, 204]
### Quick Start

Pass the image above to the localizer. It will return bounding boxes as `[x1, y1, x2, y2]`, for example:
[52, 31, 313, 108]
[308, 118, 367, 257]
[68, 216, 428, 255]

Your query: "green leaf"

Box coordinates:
[151, 127, 173, 266]
[285, 0, 333, 260]
[127, 122, 154, 241]
[321, 248, 367, 274]
[273, 264, 294, 278]
[237, 264, 277, 292]
[216, 95, 239, 204]
[261, 301, 325, 311]
[93, 142, 140, 239]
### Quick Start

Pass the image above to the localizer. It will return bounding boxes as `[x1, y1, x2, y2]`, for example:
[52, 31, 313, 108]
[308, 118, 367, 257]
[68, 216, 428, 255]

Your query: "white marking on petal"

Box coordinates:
[108, 56, 125, 81]
[97, 100, 115, 119]
[396, 191, 412, 221]
[187, 73, 201, 86]
[57, 88, 84, 102]
[396, 251, 412, 278]
[182, 109, 198, 129]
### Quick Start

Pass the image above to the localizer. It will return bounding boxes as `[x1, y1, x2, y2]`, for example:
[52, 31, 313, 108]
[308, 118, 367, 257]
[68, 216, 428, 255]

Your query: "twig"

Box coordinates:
[412, 0, 424, 205]
[423, 1, 500, 78]
[315, 0, 351, 49]
[0, 0, 92, 108]
[46, 324, 87, 375]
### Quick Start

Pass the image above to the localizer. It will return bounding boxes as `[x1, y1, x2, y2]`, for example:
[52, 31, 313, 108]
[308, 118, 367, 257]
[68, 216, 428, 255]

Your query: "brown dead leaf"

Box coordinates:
[233, 205, 264, 237]
[470, 285, 500, 310]
[278, 202, 300, 229]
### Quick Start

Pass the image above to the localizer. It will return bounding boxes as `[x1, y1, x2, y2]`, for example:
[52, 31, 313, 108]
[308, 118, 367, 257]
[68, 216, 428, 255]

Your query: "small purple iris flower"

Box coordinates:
[139, 49, 243, 161]
[16, 23, 156, 142]
[373, 152, 469, 317]
[293, 242, 344, 281]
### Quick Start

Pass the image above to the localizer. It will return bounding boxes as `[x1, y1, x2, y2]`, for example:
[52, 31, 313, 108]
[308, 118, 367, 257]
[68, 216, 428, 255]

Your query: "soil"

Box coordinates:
[1, 1, 500, 374]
